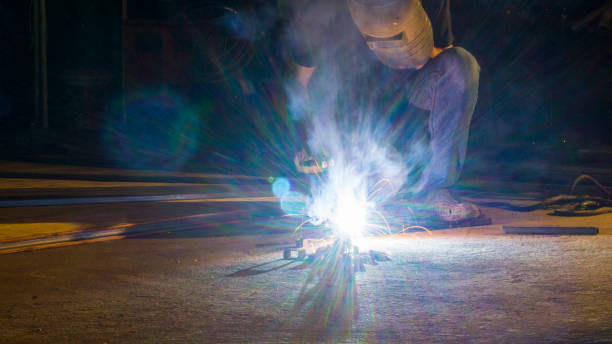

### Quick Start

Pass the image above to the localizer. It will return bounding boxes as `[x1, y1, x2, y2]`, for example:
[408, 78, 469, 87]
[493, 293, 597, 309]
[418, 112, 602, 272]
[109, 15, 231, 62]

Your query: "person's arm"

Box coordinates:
[415, 44, 452, 70]
[296, 64, 315, 89]
[418, 0, 454, 68]
[292, 63, 321, 174]
[430, 44, 454, 59]
[287, 0, 327, 173]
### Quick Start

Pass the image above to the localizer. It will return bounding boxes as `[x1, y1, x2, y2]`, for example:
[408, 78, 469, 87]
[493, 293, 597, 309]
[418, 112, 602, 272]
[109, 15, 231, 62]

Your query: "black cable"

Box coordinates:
[473, 174, 612, 216]
[569, 174, 612, 198]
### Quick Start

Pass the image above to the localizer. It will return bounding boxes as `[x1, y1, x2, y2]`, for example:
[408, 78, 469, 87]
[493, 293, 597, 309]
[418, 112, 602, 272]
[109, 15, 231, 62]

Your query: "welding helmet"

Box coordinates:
[347, 0, 433, 69]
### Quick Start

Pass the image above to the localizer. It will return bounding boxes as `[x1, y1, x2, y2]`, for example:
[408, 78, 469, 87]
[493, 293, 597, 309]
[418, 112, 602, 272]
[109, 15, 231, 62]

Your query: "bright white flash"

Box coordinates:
[305, 172, 372, 239]
[331, 188, 368, 239]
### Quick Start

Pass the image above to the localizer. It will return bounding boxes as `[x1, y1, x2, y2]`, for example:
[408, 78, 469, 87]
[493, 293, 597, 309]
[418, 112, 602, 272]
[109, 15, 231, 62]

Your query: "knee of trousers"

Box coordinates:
[436, 47, 480, 93]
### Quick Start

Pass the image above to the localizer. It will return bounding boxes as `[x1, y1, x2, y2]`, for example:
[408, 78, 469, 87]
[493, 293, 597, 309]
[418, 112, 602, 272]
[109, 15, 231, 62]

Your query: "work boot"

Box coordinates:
[423, 189, 481, 223]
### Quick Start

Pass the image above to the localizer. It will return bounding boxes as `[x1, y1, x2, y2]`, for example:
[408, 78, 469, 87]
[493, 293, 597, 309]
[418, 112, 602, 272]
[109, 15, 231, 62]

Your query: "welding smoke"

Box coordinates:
[291, 75, 410, 231]
[215, 2, 426, 232]
[281, 2, 417, 232]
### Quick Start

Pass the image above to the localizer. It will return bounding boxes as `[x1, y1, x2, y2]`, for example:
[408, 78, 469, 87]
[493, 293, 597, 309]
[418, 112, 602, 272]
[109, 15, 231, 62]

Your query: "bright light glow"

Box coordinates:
[331, 189, 367, 239]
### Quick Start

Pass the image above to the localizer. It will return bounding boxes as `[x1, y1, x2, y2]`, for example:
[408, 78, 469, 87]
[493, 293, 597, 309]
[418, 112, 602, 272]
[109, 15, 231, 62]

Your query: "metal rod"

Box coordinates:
[502, 226, 598, 236]
[41, 0, 48, 129]
[121, 0, 128, 124]
[33, 0, 40, 126]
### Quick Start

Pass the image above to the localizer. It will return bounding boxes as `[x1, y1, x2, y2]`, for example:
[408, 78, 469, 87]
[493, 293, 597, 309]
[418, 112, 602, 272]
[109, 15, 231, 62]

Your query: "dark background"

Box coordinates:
[0, 0, 610, 182]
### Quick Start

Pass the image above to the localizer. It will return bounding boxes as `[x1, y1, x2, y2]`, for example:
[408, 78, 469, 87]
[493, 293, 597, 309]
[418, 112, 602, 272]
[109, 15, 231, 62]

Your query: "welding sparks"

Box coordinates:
[330, 187, 368, 238]
[280, 173, 401, 239]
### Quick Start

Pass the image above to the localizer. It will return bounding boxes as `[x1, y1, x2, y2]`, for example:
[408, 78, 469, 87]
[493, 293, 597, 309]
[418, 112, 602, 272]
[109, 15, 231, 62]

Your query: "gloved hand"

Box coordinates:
[294, 149, 323, 174]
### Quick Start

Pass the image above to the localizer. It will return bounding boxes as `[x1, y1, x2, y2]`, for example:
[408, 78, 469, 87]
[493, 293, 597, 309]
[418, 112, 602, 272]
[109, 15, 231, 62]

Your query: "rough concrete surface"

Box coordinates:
[1, 230, 610, 343]
[0, 161, 610, 342]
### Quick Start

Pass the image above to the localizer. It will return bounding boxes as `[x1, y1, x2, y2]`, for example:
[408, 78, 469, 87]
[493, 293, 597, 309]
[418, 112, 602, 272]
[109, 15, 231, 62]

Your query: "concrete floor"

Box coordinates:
[1, 227, 610, 343]
[0, 161, 610, 342]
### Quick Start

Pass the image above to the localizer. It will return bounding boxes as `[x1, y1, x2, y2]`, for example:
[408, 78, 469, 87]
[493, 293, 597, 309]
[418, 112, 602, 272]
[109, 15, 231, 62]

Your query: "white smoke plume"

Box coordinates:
[285, 67, 410, 237]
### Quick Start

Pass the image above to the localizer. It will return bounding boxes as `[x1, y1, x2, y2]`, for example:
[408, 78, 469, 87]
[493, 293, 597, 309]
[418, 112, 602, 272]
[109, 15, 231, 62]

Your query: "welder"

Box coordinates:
[287, 0, 481, 223]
